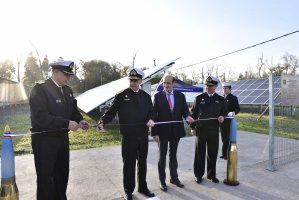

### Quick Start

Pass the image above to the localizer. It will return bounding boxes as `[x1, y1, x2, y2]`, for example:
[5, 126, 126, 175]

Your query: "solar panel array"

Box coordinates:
[215, 76, 281, 104]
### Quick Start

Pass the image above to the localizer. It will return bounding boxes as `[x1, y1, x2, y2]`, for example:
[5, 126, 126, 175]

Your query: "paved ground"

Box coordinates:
[3, 131, 299, 200]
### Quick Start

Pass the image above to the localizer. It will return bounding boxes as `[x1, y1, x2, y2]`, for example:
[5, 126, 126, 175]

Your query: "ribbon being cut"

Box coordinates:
[3, 117, 235, 137]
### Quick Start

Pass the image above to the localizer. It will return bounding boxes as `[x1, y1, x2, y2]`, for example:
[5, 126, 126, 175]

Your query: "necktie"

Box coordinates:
[168, 93, 173, 111]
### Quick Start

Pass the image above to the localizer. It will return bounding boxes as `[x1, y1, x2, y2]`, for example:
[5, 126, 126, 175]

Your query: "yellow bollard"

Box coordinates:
[0, 125, 19, 200]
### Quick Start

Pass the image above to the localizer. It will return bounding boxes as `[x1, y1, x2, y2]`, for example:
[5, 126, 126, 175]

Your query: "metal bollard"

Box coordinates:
[0, 125, 19, 200]
[223, 118, 240, 186]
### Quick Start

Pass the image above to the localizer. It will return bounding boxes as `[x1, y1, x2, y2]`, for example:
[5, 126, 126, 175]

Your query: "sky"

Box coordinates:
[1, 0, 299, 80]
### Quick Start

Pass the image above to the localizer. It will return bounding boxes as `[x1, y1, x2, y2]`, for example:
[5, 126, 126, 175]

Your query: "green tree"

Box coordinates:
[269, 64, 284, 76]
[41, 55, 49, 79]
[0, 59, 15, 80]
[23, 52, 42, 86]
[282, 52, 299, 75]
[238, 73, 245, 80]
[81, 60, 122, 91]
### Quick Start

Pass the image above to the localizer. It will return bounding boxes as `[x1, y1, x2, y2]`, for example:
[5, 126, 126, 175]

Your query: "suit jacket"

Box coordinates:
[224, 93, 240, 114]
[151, 90, 190, 139]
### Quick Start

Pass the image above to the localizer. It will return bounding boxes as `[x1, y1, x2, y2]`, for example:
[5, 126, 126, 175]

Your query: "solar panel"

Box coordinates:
[237, 84, 251, 90]
[247, 84, 260, 90]
[254, 96, 269, 104]
[257, 83, 269, 89]
[214, 76, 281, 105]
[250, 90, 265, 96]
[238, 90, 253, 96]
[241, 96, 258, 104]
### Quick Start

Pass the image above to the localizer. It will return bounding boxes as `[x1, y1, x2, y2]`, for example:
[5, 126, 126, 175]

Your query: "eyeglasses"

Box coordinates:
[163, 82, 172, 85]
[130, 79, 139, 82]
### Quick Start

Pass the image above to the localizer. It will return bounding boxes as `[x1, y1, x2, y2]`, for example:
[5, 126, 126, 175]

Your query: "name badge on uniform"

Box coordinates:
[215, 100, 219, 103]
[124, 95, 130, 101]
[56, 99, 62, 103]
[200, 101, 205, 104]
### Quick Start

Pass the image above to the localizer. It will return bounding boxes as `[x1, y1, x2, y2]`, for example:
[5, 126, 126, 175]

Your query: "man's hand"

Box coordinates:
[79, 120, 90, 130]
[186, 116, 194, 124]
[153, 136, 160, 144]
[146, 119, 155, 128]
[68, 121, 79, 131]
[218, 116, 224, 123]
[97, 120, 105, 133]
[191, 129, 196, 136]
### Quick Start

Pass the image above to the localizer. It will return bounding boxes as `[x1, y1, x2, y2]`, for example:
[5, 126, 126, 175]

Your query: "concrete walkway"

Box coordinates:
[8, 131, 299, 199]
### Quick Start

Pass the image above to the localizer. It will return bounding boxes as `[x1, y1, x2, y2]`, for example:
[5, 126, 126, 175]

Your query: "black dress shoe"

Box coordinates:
[170, 179, 184, 188]
[220, 155, 227, 160]
[195, 177, 202, 184]
[138, 188, 155, 197]
[159, 182, 167, 192]
[207, 176, 219, 183]
[124, 193, 132, 200]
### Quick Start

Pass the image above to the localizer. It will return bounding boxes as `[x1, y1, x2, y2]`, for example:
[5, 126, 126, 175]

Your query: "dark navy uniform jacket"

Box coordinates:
[30, 78, 83, 136]
[101, 88, 154, 135]
[224, 93, 240, 114]
[190, 92, 227, 133]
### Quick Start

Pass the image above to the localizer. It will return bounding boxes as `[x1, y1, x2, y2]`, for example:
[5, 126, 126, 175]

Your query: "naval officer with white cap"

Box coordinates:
[98, 67, 155, 200]
[190, 76, 227, 184]
[220, 82, 240, 160]
[30, 59, 90, 200]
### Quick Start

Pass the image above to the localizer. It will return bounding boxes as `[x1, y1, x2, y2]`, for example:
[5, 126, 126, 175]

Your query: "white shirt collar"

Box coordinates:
[132, 89, 139, 93]
[164, 90, 173, 95]
[51, 77, 62, 88]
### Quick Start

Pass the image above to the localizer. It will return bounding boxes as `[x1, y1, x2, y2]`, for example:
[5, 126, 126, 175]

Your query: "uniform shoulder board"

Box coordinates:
[35, 80, 45, 85]
[118, 88, 130, 94]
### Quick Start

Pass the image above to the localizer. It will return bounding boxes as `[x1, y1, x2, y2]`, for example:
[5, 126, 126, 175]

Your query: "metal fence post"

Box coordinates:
[267, 73, 275, 171]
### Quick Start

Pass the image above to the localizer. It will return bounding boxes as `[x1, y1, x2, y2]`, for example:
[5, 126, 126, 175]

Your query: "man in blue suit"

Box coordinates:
[152, 75, 194, 192]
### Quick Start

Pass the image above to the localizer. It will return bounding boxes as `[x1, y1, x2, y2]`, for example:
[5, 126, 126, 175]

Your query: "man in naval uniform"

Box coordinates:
[190, 76, 227, 184]
[98, 68, 155, 200]
[30, 59, 90, 200]
[220, 82, 240, 160]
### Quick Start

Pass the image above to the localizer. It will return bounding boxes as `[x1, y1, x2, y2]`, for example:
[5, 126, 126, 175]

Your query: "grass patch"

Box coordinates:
[237, 113, 299, 139]
[0, 107, 121, 155]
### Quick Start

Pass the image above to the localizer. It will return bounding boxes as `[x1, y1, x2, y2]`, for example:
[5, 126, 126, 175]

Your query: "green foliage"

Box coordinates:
[150, 75, 163, 84]
[0, 59, 15, 80]
[237, 113, 299, 139]
[0, 107, 121, 155]
[41, 55, 49, 79]
[79, 60, 122, 92]
[23, 52, 42, 86]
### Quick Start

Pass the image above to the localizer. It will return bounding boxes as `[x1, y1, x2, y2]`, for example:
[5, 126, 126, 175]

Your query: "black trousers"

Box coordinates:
[158, 137, 180, 183]
[220, 119, 231, 157]
[121, 133, 148, 194]
[31, 135, 69, 200]
[194, 129, 219, 179]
